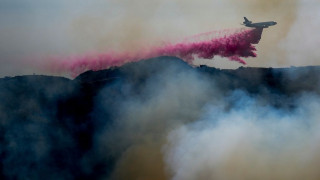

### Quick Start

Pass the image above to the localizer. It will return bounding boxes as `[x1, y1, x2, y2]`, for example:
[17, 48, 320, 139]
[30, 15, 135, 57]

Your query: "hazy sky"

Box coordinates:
[0, 0, 319, 77]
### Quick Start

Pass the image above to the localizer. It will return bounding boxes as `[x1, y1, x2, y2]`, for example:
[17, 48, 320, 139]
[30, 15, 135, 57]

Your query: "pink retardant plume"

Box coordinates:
[49, 28, 263, 77]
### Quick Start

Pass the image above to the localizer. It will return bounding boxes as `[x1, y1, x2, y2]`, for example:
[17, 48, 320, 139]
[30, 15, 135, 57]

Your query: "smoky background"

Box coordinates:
[0, 0, 319, 77]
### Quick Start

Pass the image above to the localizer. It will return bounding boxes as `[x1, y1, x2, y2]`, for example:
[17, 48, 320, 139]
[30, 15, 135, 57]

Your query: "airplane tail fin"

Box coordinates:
[243, 17, 252, 24]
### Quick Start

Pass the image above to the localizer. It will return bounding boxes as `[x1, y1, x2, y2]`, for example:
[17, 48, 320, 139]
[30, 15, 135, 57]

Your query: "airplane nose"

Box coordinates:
[274, 22, 277, 25]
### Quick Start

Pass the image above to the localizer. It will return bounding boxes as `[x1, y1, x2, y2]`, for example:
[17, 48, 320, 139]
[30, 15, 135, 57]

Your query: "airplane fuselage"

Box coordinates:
[242, 17, 277, 28]
[245, 21, 277, 28]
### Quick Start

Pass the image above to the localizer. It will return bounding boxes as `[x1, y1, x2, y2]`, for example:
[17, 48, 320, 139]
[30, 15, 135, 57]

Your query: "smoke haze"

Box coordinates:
[1, 0, 320, 179]
[165, 92, 320, 180]
[0, 0, 319, 77]
[1, 57, 320, 179]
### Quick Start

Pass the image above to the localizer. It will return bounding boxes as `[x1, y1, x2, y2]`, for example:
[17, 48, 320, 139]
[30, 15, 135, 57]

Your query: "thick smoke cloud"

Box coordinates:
[1, 57, 320, 179]
[48, 28, 262, 77]
[89, 59, 320, 179]
[164, 92, 320, 180]
[93, 60, 214, 179]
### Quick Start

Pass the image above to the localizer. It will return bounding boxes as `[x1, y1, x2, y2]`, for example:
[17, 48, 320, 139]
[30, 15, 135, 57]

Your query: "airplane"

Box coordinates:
[242, 17, 277, 28]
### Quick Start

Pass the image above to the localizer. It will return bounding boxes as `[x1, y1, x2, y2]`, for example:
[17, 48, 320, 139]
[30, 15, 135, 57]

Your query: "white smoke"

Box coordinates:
[164, 91, 320, 180]
[94, 61, 218, 179]
[89, 59, 320, 179]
